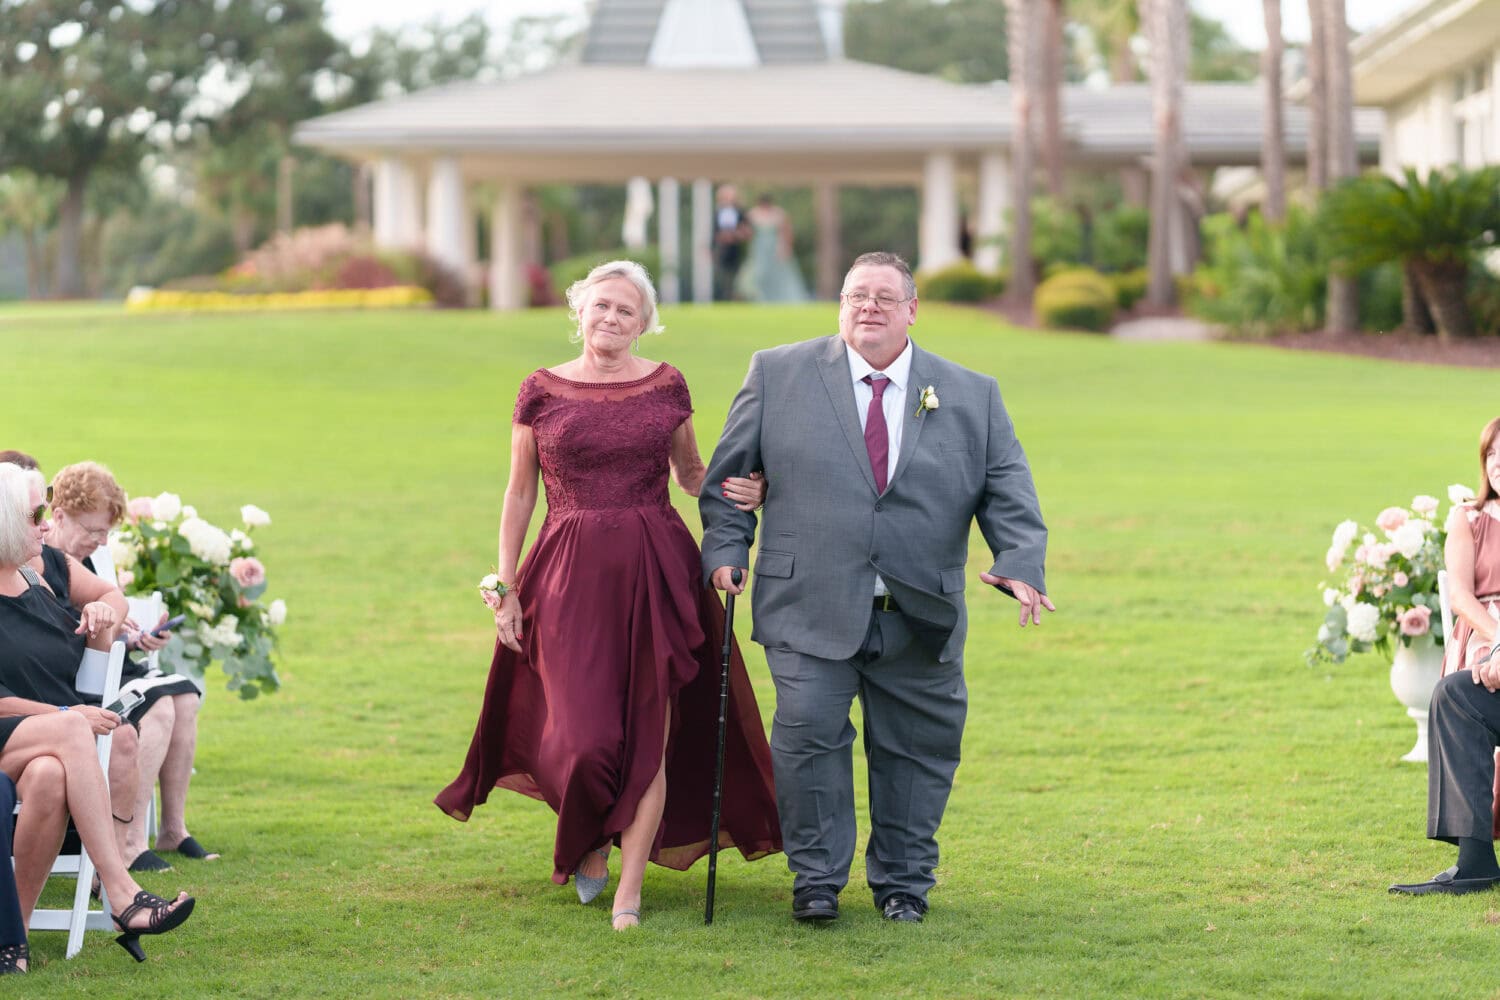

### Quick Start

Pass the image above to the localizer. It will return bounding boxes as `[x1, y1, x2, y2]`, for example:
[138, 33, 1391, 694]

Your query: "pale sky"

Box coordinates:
[323, 0, 1422, 52]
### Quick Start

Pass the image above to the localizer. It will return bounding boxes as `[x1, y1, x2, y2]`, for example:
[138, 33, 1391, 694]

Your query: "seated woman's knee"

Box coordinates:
[16, 755, 65, 810]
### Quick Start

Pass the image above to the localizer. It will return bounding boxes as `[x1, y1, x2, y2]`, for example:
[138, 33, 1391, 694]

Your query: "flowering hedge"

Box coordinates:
[110, 494, 284, 698]
[1308, 484, 1476, 665]
[124, 285, 433, 313]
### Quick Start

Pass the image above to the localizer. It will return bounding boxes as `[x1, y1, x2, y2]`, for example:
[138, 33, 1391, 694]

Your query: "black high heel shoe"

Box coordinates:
[0, 941, 27, 974]
[111, 890, 195, 962]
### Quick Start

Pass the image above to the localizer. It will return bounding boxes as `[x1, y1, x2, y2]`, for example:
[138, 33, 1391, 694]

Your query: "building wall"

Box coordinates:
[1380, 46, 1500, 174]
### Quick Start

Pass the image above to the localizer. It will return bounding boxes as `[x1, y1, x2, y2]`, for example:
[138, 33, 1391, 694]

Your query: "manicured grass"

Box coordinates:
[6, 303, 1497, 997]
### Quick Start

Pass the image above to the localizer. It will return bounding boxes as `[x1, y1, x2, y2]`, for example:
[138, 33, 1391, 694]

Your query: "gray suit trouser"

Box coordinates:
[765, 607, 967, 907]
[1428, 670, 1500, 843]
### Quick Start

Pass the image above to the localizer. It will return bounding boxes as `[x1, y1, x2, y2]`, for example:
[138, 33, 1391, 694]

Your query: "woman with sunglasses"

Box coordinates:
[0, 461, 196, 963]
[39, 461, 213, 875]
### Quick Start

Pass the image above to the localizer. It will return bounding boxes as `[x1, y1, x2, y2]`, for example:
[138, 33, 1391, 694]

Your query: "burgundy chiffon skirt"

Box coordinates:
[434, 505, 782, 884]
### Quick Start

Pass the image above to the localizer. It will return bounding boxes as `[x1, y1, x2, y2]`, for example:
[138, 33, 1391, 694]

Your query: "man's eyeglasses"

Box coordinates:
[842, 291, 911, 311]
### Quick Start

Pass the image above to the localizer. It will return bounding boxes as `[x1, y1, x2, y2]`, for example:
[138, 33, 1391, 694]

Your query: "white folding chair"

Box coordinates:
[27, 639, 127, 958]
[88, 542, 117, 587]
[123, 591, 165, 842]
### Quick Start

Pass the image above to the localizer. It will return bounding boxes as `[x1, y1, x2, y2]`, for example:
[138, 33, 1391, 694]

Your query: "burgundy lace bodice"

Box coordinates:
[514, 363, 693, 515]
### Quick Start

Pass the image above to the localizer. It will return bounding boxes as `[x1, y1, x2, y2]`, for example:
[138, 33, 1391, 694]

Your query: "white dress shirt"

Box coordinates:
[847, 339, 913, 597]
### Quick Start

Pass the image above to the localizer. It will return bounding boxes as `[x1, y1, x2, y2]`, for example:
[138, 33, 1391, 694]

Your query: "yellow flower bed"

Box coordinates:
[125, 286, 434, 313]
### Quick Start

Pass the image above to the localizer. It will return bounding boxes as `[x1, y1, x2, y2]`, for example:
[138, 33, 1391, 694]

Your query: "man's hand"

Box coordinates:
[980, 572, 1055, 627]
[711, 566, 748, 595]
[1473, 645, 1500, 691]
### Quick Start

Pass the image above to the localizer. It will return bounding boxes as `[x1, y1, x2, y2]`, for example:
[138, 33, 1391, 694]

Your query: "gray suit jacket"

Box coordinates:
[700, 335, 1047, 664]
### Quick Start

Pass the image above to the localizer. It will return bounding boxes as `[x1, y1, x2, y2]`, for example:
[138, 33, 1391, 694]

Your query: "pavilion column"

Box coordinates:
[973, 151, 1009, 274]
[623, 177, 653, 249]
[489, 182, 525, 311]
[658, 177, 680, 305]
[373, 158, 421, 250]
[918, 152, 961, 273]
[691, 178, 713, 304]
[814, 181, 841, 299]
[426, 157, 475, 300]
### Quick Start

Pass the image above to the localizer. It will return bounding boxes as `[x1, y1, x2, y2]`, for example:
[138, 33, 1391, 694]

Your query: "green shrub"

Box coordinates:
[1108, 268, 1149, 310]
[548, 247, 662, 299]
[916, 260, 1003, 302]
[1188, 208, 1326, 336]
[1035, 267, 1116, 332]
[1091, 204, 1150, 273]
[1028, 196, 1084, 275]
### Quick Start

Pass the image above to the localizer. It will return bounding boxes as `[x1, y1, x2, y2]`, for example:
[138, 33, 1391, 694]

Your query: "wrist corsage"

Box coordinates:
[479, 574, 512, 611]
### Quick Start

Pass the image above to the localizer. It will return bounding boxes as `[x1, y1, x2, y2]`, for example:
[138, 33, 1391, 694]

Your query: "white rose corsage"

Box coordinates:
[479, 573, 512, 611]
[915, 384, 939, 416]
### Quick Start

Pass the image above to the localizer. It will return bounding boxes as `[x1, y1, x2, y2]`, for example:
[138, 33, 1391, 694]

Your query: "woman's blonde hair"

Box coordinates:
[0, 462, 44, 566]
[51, 461, 127, 525]
[564, 259, 663, 343]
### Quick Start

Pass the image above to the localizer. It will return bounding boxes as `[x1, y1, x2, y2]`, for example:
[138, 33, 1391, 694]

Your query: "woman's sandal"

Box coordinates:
[111, 890, 196, 962]
[611, 908, 640, 931]
[0, 941, 27, 974]
[161, 836, 219, 861]
[128, 849, 173, 873]
[574, 848, 610, 904]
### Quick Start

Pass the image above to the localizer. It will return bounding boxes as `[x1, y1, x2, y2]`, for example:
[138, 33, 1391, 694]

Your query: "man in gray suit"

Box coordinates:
[701, 251, 1051, 924]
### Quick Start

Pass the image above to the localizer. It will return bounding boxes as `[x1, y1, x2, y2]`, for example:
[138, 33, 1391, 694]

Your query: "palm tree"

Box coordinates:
[1305, 0, 1328, 192]
[1144, 0, 1187, 307]
[1040, 0, 1066, 197]
[1072, 0, 1139, 83]
[1322, 0, 1359, 332]
[1006, 0, 1040, 308]
[1260, 0, 1286, 222]
[1320, 167, 1500, 341]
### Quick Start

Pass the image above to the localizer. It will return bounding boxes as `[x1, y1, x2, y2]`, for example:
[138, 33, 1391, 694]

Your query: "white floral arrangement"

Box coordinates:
[1308, 484, 1475, 665]
[110, 493, 284, 698]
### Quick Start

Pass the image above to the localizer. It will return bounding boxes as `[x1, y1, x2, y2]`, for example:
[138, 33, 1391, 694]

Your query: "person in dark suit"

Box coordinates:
[712, 184, 750, 302]
[700, 250, 1053, 923]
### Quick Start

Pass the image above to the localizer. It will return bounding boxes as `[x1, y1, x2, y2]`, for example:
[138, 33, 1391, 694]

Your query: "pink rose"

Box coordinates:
[1377, 507, 1409, 533]
[1372, 584, 1388, 598]
[229, 556, 266, 589]
[1349, 575, 1363, 598]
[1393, 571, 1409, 587]
[117, 569, 135, 589]
[1399, 605, 1432, 637]
[126, 496, 154, 523]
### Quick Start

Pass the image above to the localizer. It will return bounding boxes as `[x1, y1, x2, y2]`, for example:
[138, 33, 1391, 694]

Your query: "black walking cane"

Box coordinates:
[705, 567, 742, 925]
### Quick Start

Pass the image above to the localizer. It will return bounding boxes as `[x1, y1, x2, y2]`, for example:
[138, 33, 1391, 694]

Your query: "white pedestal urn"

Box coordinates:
[1390, 633, 1445, 763]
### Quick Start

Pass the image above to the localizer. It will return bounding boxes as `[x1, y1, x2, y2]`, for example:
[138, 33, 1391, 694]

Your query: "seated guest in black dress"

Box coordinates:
[0, 462, 196, 961]
[43, 461, 213, 869]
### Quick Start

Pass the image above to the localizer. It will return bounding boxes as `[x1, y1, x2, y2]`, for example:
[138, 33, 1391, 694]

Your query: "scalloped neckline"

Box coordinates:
[540, 362, 668, 388]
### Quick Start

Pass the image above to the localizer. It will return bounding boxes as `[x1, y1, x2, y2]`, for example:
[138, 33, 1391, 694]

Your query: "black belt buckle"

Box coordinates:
[874, 594, 897, 613]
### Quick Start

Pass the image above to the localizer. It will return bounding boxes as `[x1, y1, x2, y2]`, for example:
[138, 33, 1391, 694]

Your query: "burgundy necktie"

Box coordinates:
[862, 374, 889, 494]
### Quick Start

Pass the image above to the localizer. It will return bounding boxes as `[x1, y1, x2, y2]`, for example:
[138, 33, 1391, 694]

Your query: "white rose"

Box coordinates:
[153, 492, 182, 521]
[181, 505, 197, 519]
[1347, 602, 1381, 643]
[240, 504, 271, 528]
[1451, 483, 1477, 506]
[231, 529, 255, 551]
[108, 536, 137, 570]
[1391, 520, 1425, 560]
[197, 617, 243, 650]
[1331, 520, 1359, 550]
[268, 598, 287, 626]
[1323, 588, 1340, 607]
[1325, 546, 1345, 572]
[178, 517, 233, 565]
[1340, 592, 1358, 613]
[187, 600, 217, 618]
[479, 573, 501, 591]
[1411, 495, 1439, 516]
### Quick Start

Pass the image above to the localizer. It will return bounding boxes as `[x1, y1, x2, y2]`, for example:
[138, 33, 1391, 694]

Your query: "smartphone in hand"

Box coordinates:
[104, 689, 145, 716]
[149, 614, 187, 637]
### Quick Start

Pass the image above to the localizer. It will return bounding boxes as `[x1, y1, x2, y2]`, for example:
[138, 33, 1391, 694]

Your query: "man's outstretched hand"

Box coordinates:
[980, 572, 1055, 626]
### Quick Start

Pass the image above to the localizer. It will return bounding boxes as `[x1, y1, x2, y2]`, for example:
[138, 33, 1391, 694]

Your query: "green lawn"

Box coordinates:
[6, 303, 1497, 997]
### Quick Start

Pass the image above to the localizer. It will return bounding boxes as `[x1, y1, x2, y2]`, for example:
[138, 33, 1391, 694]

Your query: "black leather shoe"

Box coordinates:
[792, 889, 839, 922]
[881, 892, 926, 922]
[1389, 865, 1500, 896]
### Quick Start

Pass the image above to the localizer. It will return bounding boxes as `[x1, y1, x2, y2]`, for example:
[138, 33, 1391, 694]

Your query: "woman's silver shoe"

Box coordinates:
[574, 848, 610, 904]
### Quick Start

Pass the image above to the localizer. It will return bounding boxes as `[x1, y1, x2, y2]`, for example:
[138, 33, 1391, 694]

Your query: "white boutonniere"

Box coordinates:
[915, 384, 939, 417]
[479, 573, 512, 610]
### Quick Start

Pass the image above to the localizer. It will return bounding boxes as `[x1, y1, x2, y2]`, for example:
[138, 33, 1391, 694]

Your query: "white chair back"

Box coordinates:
[87, 542, 117, 587]
[28, 639, 127, 958]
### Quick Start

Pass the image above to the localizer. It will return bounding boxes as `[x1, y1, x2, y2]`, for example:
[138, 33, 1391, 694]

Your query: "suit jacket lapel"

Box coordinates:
[816, 335, 879, 495]
[888, 345, 932, 491]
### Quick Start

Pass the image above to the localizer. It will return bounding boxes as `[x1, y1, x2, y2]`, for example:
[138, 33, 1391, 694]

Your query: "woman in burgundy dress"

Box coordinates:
[435, 260, 781, 930]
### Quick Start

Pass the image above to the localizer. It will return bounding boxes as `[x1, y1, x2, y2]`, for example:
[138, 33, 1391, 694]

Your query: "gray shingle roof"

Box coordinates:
[581, 0, 828, 65]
